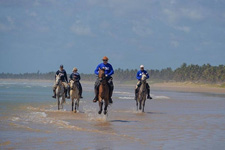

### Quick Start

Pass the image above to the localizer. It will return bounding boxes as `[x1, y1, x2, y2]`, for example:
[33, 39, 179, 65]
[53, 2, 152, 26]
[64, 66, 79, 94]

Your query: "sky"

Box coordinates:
[0, 0, 225, 74]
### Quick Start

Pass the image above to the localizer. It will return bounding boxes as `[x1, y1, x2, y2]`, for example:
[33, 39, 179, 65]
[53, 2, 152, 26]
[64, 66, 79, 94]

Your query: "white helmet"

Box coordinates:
[140, 65, 144, 68]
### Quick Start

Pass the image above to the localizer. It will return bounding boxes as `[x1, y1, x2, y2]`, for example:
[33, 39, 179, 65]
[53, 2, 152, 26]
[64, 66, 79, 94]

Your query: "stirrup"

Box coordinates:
[52, 95, 56, 98]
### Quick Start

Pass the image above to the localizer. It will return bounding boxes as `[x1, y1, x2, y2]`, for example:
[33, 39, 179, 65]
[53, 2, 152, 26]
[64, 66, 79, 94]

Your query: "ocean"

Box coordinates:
[0, 80, 225, 150]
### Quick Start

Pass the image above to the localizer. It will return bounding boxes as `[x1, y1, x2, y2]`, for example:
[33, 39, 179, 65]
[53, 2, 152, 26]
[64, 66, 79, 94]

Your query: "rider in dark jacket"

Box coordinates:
[52, 65, 70, 99]
[69, 67, 83, 98]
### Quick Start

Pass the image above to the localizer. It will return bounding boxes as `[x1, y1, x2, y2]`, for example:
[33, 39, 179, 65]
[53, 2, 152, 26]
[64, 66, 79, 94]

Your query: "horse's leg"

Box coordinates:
[139, 99, 142, 110]
[142, 100, 146, 112]
[74, 99, 77, 113]
[77, 98, 79, 112]
[72, 99, 74, 111]
[61, 97, 64, 110]
[98, 100, 103, 114]
[136, 99, 138, 111]
[104, 100, 108, 115]
[58, 97, 60, 110]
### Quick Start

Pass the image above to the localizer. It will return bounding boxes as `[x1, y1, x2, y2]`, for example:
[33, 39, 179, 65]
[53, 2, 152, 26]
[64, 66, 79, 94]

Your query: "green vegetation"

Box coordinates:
[0, 63, 225, 84]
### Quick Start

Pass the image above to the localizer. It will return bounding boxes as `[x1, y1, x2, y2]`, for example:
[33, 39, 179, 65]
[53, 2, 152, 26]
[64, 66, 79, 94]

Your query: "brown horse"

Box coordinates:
[98, 68, 109, 115]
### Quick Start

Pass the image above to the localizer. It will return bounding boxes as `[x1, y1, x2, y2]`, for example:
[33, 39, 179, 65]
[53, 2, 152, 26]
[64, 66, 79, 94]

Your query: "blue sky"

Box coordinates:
[0, 0, 225, 74]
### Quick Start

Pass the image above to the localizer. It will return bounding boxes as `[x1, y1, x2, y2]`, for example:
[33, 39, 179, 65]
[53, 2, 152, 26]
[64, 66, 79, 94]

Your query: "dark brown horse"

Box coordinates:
[98, 68, 109, 115]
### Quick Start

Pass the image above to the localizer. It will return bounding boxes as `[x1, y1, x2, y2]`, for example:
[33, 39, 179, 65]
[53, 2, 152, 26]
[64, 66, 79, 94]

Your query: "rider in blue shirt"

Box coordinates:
[93, 56, 114, 104]
[135, 65, 152, 100]
[52, 65, 69, 99]
[69, 67, 83, 98]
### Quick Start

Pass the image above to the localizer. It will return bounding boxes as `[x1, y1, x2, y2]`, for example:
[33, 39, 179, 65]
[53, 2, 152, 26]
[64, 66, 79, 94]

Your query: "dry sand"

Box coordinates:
[151, 82, 225, 94]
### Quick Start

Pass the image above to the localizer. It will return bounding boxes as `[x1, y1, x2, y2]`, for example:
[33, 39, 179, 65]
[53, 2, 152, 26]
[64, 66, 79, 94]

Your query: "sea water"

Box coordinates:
[0, 80, 225, 150]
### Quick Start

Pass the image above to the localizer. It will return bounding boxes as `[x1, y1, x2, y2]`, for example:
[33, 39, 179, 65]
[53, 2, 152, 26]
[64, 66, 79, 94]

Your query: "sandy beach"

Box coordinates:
[152, 82, 225, 94]
[1, 79, 225, 94]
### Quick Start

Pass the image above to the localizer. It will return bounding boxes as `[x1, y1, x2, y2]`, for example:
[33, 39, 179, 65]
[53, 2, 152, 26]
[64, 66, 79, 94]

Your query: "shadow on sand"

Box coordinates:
[110, 120, 138, 123]
[146, 112, 166, 115]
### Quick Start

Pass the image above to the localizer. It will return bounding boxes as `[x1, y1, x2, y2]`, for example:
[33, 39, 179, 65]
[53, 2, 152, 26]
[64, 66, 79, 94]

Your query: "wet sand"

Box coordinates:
[0, 80, 225, 150]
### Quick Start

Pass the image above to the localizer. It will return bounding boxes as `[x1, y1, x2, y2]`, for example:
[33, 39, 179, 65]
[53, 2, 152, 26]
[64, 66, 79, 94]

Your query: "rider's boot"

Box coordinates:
[64, 88, 68, 99]
[147, 88, 152, 99]
[108, 84, 113, 104]
[52, 89, 56, 98]
[93, 88, 98, 103]
[109, 89, 113, 104]
[79, 84, 83, 98]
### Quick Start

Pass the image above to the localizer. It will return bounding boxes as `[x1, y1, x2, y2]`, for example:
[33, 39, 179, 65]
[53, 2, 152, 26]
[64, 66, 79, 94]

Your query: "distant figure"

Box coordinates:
[135, 65, 152, 100]
[69, 67, 83, 98]
[52, 65, 70, 99]
[93, 56, 114, 104]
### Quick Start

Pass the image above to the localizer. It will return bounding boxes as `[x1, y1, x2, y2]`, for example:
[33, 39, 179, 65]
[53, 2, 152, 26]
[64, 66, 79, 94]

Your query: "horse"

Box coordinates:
[136, 74, 147, 112]
[55, 75, 66, 110]
[98, 68, 109, 115]
[69, 80, 80, 113]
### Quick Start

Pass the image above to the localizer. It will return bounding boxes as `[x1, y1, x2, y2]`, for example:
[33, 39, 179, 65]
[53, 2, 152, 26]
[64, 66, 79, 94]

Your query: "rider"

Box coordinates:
[93, 56, 114, 104]
[52, 65, 70, 99]
[69, 67, 83, 98]
[135, 65, 152, 100]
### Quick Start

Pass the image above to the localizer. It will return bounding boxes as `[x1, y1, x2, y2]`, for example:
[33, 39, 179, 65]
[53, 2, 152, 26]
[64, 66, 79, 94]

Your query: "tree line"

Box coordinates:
[0, 63, 225, 83]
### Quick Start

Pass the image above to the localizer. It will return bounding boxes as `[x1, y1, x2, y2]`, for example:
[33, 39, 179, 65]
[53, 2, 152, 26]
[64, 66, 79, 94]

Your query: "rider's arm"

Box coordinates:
[77, 74, 81, 80]
[55, 70, 59, 79]
[145, 71, 149, 79]
[94, 64, 101, 75]
[107, 64, 114, 76]
[64, 71, 68, 83]
[69, 73, 73, 81]
[136, 71, 141, 80]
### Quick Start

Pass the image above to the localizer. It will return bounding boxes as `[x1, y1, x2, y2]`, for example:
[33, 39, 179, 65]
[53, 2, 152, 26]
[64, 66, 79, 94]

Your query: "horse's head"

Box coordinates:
[141, 74, 147, 82]
[70, 80, 75, 90]
[55, 75, 62, 85]
[98, 68, 105, 81]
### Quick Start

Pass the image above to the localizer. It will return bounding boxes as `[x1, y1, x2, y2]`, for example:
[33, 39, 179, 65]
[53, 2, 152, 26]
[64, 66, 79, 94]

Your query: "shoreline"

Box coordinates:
[1, 79, 225, 94]
[151, 82, 225, 94]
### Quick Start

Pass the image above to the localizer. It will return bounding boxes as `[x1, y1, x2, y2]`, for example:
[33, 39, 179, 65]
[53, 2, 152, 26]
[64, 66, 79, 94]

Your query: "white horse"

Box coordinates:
[136, 74, 147, 112]
[69, 80, 80, 113]
[55, 75, 66, 110]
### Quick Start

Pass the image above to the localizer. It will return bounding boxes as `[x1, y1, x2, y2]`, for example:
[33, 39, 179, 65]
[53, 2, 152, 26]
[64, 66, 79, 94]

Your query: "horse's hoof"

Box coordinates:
[104, 110, 107, 115]
[74, 110, 77, 113]
[98, 111, 102, 114]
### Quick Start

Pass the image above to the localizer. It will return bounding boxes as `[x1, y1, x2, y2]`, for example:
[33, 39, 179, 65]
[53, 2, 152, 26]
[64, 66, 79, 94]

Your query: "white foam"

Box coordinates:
[153, 96, 170, 99]
[11, 117, 20, 121]
[114, 91, 132, 94]
[118, 96, 134, 100]
[83, 105, 109, 122]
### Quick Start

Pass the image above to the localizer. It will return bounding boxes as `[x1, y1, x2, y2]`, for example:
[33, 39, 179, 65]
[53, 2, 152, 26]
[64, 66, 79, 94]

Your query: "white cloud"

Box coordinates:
[175, 26, 191, 33]
[171, 40, 179, 48]
[163, 9, 179, 23]
[0, 16, 15, 32]
[70, 24, 93, 36]
[180, 8, 203, 20]
[132, 19, 152, 37]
